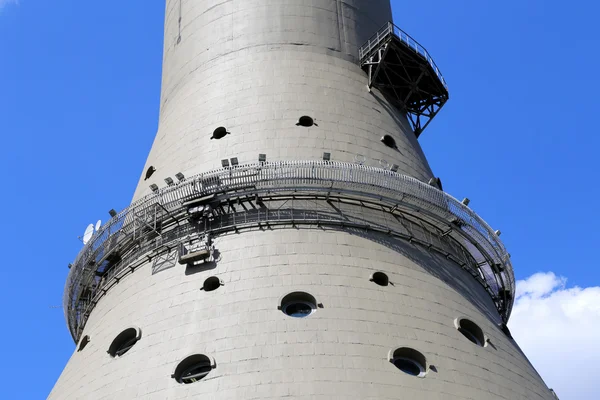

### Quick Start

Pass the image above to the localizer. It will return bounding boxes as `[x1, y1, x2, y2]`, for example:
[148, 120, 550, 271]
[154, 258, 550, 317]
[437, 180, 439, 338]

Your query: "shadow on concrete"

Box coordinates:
[345, 226, 503, 325]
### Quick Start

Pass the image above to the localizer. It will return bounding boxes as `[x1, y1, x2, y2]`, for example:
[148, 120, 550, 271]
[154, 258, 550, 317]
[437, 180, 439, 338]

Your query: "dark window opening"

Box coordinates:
[296, 116, 316, 127]
[458, 319, 485, 347]
[280, 292, 317, 318]
[108, 328, 140, 358]
[144, 166, 156, 181]
[211, 127, 230, 140]
[371, 272, 389, 286]
[381, 135, 397, 149]
[78, 335, 90, 352]
[173, 354, 214, 384]
[203, 276, 221, 292]
[390, 347, 427, 377]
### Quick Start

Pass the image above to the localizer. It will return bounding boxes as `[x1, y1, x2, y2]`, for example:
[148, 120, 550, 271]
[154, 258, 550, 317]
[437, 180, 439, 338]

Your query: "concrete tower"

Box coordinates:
[50, 1, 557, 399]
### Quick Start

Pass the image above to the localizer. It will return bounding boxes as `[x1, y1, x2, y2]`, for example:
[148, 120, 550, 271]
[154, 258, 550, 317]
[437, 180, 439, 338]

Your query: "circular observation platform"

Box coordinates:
[64, 160, 514, 342]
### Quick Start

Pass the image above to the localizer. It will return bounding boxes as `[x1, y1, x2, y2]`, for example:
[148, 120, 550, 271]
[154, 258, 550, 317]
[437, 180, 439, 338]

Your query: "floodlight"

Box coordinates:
[164, 177, 174, 185]
[221, 159, 230, 168]
[258, 154, 266, 163]
[175, 172, 185, 181]
[322, 152, 331, 161]
[149, 184, 159, 192]
[461, 198, 470, 206]
[108, 209, 117, 218]
[230, 157, 239, 166]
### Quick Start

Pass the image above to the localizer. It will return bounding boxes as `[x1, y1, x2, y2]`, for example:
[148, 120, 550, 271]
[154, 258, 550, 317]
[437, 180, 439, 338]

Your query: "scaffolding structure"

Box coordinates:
[359, 22, 449, 137]
[64, 160, 514, 342]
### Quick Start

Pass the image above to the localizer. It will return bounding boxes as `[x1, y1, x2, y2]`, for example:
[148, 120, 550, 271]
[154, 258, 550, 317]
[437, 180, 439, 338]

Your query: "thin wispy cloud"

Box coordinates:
[0, 0, 18, 10]
[510, 272, 600, 400]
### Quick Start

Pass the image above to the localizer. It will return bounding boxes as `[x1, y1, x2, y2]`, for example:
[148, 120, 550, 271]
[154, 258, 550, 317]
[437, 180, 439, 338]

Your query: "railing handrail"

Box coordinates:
[64, 160, 514, 340]
[359, 21, 448, 90]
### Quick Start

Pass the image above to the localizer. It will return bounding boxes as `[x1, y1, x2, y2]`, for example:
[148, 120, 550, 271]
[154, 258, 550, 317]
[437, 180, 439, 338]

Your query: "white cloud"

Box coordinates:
[509, 272, 600, 399]
[0, 0, 18, 10]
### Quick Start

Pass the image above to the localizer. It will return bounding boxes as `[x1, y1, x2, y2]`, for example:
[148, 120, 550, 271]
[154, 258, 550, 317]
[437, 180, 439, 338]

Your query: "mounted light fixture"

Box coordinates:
[258, 154, 266, 163]
[164, 177, 174, 185]
[462, 198, 470, 206]
[149, 184, 159, 192]
[221, 159, 230, 168]
[108, 209, 117, 218]
[230, 157, 239, 166]
[175, 172, 185, 181]
[322, 152, 331, 161]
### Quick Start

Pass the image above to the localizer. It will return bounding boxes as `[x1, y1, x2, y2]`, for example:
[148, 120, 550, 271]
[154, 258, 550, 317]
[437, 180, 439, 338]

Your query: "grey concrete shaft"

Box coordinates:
[133, 0, 433, 201]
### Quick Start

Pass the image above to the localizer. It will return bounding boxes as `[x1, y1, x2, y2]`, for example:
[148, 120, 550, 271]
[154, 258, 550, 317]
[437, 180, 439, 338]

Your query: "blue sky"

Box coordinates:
[0, 1, 598, 399]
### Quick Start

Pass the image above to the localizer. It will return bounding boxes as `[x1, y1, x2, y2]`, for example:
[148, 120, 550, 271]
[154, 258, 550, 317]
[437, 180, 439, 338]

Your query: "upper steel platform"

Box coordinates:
[64, 161, 514, 342]
[359, 22, 449, 137]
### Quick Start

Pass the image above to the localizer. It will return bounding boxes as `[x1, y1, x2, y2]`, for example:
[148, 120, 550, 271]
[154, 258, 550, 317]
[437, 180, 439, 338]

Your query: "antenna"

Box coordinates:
[83, 224, 94, 244]
[95, 220, 102, 232]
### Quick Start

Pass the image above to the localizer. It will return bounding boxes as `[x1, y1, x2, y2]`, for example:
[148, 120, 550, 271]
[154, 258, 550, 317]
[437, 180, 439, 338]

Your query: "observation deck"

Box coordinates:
[359, 22, 449, 137]
[64, 161, 514, 342]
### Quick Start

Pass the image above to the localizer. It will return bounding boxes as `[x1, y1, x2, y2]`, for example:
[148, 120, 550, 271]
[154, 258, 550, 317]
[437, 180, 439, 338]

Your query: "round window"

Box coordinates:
[389, 347, 427, 377]
[296, 116, 314, 127]
[280, 292, 317, 318]
[457, 319, 485, 347]
[173, 354, 214, 384]
[283, 301, 314, 318]
[381, 135, 397, 149]
[108, 328, 141, 358]
[211, 127, 230, 140]
[78, 335, 90, 352]
[392, 357, 424, 376]
[371, 271, 389, 286]
[203, 276, 221, 292]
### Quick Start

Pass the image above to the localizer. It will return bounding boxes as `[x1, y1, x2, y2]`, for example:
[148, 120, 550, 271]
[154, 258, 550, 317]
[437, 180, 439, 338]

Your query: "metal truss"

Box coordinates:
[360, 22, 449, 138]
[64, 160, 514, 342]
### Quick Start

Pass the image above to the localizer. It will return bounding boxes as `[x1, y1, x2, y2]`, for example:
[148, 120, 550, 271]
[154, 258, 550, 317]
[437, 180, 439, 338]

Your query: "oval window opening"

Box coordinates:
[371, 272, 389, 286]
[108, 328, 140, 358]
[203, 276, 221, 292]
[381, 135, 397, 149]
[458, 319, 485, 347]
[78, 335, 90, 352]
[144, 166, 156, 181]
[393, 358, 422, 376]
[211, 126, 230, 140]
[173, 354, 214, 384]
[296, 116, 314, 127]
[281, 292, 317, 318]
[390, 347, 427, 377]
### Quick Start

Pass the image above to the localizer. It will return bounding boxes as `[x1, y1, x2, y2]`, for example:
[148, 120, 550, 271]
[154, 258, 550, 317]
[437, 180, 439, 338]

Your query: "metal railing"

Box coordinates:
[64, 160, 514, 340]
[359, 21, 448, 90]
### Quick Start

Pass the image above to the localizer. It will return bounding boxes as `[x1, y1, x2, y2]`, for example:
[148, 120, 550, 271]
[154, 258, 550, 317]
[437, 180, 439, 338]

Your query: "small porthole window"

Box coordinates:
[172, 354, 215, 384]
[203, 276, 222, 292]
[389, 347, 427, 377]
[108, 327, 141, 358]
[456, 318, 485, 347]
[370, 271, 389, 286]
[381, 135, 397, 149]
[78, 335, 90, 352]
[296, 116, 316, 127]
[211, 126, 230, 140]
[144, 166, 156, 181]
[280, 292, 317, 318]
